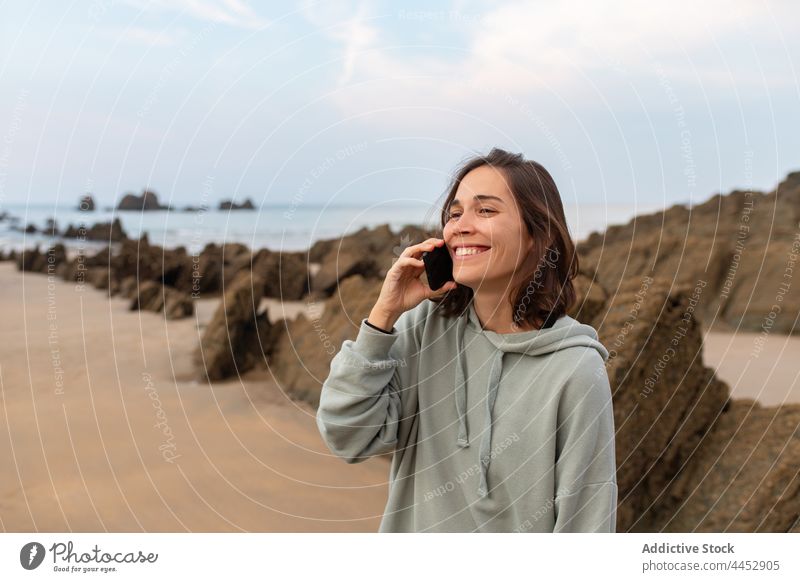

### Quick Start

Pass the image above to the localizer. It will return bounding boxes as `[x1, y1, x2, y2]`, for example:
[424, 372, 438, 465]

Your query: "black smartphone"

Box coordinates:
[422, 243, 454, 291]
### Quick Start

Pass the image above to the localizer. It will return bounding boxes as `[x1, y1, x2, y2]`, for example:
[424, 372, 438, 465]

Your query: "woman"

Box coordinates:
[316, 148, 617, 532]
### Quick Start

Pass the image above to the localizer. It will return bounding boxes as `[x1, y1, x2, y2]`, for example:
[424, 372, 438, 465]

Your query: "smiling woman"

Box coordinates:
[316, 148, 617, 533]
[435, 149, 578, 333]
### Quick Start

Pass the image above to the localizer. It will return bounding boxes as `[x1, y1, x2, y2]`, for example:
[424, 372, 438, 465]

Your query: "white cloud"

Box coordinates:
[306, 0, 795, 128]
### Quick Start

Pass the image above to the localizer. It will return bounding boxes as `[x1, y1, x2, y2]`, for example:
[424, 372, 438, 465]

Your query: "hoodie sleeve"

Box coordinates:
[315, 306, 421, 464]
[553, 350, 618, 533]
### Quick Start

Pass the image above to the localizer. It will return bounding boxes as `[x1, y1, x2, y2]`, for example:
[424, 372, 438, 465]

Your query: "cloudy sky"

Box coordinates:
[1, 0, 799, 210]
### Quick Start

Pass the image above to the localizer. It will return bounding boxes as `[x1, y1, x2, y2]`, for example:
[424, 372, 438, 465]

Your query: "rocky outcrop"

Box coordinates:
[310, 224, 436, 297]
[62, 218, 127, 242]
[588, 277, 731, 532]
[577, 173, 800, 335]
[129, 280, 193, 319]
[16, 244, 68, 274]
[270, 275, 383, 406]
[219, 198, 255, 210]
[195, 272, 281, 381]
[78, 195, 95, 211]
[228, 248, 309, 300]
[117, 189, 168, 211]
[651, 400, 800, 532]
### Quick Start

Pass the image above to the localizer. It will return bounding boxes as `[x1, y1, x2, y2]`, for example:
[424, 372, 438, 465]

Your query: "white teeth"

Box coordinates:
[455, 247, 489, 256]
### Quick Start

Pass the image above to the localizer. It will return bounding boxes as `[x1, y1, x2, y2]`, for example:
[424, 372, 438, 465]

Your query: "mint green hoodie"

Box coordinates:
[316, 298, 618, 532]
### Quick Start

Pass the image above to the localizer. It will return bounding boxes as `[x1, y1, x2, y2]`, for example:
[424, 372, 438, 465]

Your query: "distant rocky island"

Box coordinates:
[73, 190, 257, 212]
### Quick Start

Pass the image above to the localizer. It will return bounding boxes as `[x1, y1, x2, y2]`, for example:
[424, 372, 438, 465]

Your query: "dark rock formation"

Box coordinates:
[227, 248, 309, 300]
[78, 195, 95, 211]
[310, 224, 437, 297]
[117, 189, 168, 211]
[219, 198, 255, 210]
[16, 244, 67, 274]
[129, 280, 193, 319]
[270, 274, 383, 406]
[577, 173, 800, 335]
[62, 218, 127, 242]
[589, 276, 731, 532]
[651, 399, 800, 532]
[195, 271, 281, 381]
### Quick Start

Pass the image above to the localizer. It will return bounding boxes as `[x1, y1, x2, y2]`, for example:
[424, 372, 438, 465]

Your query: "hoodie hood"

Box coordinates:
[453, 302, 609, 498]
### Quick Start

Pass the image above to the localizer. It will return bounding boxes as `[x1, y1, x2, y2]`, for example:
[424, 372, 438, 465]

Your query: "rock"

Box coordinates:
[129, 280, 193, 319]
[109, 238, 192, 291]
[219, 198, 255, 210]
[88, 267, 113, 290]
[648, 400, 800, 532]
[577, 173, 800, 334]
[569, 269, 608, 325]
[195, 271, 281, 381]
[270, 275, 384, 406]
[16, 244, 67, 274]
[163, 290, 193, 319]
[118, 276, 139, 299]
[228, 248, 309, 300]
[590, 276, 730, 532]
[310, 224, 437, 297]
[62, 218, 127, 242]
[44, 217, 59, 235]
[78, 195, 95, 211]
[129, 280, 164, 312]
[171, 242, 251, 296]
[117, 189, 167, 211]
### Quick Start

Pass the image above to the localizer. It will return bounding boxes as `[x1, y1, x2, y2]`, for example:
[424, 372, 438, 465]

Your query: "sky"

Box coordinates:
[1, 0, 799, 211]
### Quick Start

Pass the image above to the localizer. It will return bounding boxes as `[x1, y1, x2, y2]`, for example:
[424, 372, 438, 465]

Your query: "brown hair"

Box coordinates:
[429, 148, 578, 330]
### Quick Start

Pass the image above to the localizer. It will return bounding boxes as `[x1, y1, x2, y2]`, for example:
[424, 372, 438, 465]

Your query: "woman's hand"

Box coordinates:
[368, 238, 458, 330]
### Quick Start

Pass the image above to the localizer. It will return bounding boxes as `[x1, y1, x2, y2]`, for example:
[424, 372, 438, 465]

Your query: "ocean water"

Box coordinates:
[0, 201, 665, 255]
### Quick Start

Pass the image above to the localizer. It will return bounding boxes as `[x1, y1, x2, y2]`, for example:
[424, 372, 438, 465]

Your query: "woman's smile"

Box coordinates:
[451, 245, 491, 260]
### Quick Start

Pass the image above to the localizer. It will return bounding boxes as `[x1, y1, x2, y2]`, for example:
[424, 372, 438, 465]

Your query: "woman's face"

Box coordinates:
[442, 165, 535, 294]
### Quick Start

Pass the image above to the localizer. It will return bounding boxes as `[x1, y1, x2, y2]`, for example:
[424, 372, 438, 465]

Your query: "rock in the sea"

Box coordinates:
[195, 271, 281, 381]
[117, 189, 168, 211]
[218, 198, 255, 210]
[78, 195, 95, 211]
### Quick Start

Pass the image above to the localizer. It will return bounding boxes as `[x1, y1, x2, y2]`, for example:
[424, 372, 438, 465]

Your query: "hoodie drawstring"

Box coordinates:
[453, 312, 505, 498]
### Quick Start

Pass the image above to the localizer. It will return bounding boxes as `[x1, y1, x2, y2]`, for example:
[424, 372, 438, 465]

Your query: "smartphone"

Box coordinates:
[422, 243, 454, 291]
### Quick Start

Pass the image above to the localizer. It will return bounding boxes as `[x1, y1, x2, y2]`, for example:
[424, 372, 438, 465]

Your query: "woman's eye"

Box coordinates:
[479, 208, 496, 214]
[448, 212, 462, 220]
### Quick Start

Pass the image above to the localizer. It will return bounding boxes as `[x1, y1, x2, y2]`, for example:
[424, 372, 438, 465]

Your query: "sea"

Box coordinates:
[0, 201, 666, 256]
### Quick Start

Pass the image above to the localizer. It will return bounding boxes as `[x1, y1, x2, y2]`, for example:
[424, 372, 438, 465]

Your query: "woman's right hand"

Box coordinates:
[368, 238, 458, 330]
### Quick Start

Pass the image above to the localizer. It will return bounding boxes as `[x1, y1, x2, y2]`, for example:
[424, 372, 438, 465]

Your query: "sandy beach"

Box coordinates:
[0, 261, 797, 532]
[0, 263, 389, 532]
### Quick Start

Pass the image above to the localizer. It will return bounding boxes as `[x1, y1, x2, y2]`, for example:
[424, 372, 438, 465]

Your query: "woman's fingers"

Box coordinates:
[394, 256, 425, 270]
[400, 237, 445, 259]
